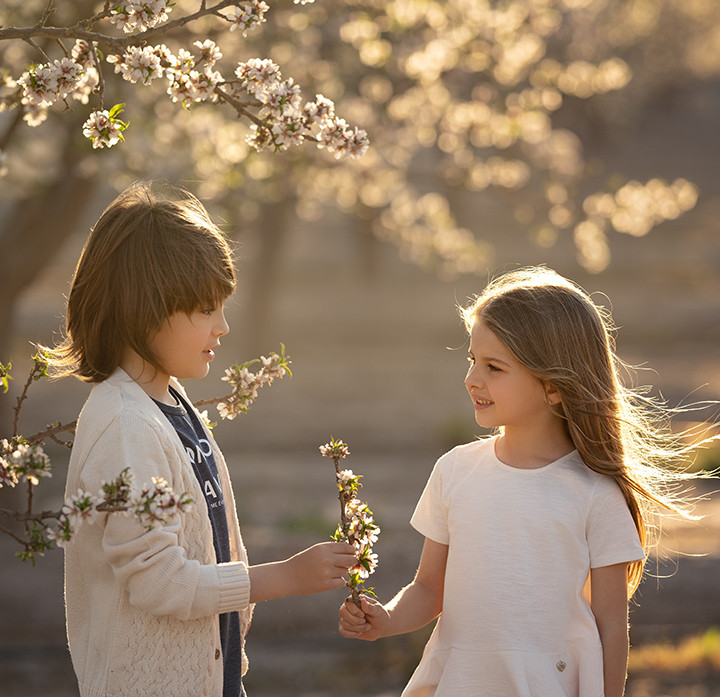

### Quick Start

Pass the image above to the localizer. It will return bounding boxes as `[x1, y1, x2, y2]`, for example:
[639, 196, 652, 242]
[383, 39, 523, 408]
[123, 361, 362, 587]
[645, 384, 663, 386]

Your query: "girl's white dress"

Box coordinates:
[404, 437, 644, 697]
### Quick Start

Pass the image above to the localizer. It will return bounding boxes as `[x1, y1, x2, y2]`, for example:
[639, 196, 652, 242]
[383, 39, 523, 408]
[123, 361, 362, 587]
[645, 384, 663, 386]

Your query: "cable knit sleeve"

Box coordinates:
[78, 405, 251, 621]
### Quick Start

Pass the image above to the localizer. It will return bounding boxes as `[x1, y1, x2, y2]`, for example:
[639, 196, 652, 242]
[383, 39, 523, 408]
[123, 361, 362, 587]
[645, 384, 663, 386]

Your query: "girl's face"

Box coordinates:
[465, 320, 557, 433]
[148, 304, 229, 391]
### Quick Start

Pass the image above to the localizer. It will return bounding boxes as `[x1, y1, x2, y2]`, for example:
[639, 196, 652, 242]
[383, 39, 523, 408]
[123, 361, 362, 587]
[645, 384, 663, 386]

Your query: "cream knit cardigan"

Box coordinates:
[64, 368, 253, 697]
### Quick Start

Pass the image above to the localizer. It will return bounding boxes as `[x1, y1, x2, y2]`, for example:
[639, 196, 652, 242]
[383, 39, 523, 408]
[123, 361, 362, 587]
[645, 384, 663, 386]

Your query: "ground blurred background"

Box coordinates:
[2, 1, 720, 695]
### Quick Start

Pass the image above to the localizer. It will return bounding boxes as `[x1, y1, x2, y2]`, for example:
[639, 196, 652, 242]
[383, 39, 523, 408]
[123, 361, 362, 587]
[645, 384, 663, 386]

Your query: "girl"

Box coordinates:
[47, 181, 356, 697]
[339, 266, 710, 697]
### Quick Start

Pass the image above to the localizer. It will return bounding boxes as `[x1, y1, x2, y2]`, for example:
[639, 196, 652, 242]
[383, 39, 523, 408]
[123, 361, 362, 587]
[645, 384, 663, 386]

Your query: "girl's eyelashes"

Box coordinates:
[467, 355, 502, 372]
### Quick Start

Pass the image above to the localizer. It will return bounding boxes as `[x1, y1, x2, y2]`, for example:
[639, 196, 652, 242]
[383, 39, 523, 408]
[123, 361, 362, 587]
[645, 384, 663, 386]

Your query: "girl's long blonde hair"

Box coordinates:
[461, 266, 715, 595]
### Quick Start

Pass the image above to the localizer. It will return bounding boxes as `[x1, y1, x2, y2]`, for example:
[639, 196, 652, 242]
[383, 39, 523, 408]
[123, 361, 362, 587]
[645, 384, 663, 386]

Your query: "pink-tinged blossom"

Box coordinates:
[303, 94, 335, 124]
[18, 65, 60, 108]
[18, 53, 98, 123]
[108, 46, 164, 85]
[235, 58, 282, 98]
[217, 350, 291, 419]
[20, 99, 48, 127]
[317, 118, 370, 159]
[193, 40, 223, 67]
[226, 1, 269, 36]
[47, 489, 102, 547]
[109, 0, 173, 33]
[0, 440, 52, 487]
[82, 109, 126, 149]
[259, 78, 303, 119]
[131, 477, 193, 530]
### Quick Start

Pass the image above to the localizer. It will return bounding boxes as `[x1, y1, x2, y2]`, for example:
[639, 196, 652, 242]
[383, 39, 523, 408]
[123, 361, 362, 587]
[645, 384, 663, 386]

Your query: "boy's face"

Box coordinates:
[150, 304, 229, 384]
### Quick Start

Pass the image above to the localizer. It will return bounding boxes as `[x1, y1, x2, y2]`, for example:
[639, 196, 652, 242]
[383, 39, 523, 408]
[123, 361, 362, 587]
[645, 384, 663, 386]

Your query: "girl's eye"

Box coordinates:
[487, 363, 501, 372]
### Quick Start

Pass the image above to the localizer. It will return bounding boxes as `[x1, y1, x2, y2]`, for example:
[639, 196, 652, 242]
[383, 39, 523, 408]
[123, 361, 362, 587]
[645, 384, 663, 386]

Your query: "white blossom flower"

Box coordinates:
[109, 0, 173, 33]
[317, 118, 370, 159]
[21, 100, 48, 127]
[131, 477, 192, 530]
[17, 65, 59, 108]
[226, 1, 269, 36]
[4, 441, 52, 485]
[303, 94, 335, 124]
[82, 109, 127, 149]
[193, 40, 223, 67]
[235, 58, 282, 98]
[108, 46, 164, 85]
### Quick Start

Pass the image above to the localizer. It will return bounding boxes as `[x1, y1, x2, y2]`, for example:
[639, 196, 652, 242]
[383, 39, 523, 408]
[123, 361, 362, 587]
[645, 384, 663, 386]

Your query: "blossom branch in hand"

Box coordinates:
[320, 437, 380, 607]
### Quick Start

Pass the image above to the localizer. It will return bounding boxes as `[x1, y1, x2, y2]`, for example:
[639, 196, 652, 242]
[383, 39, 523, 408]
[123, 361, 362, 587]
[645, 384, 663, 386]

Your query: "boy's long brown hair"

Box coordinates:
[461, 267, 713, 595]
[47, 181, 236, 383]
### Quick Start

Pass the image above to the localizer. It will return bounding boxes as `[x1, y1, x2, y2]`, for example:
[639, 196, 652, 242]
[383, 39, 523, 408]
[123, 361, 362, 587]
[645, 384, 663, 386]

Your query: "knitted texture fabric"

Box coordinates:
[64, 369, 253, 697]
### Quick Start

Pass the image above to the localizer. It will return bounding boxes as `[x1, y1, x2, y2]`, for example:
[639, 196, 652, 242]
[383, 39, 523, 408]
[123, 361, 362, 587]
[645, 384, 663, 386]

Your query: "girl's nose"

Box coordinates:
[465, 364, 482, 389]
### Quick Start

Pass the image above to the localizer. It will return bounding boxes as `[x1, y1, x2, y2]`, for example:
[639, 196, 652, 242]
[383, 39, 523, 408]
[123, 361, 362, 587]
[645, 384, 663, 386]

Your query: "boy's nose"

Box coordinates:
[216, 311, 230, 337]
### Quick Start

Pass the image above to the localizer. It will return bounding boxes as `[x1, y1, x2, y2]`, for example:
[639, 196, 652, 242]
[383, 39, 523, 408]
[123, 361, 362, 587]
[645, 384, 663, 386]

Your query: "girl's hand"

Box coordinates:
[338, 595, 390, 641]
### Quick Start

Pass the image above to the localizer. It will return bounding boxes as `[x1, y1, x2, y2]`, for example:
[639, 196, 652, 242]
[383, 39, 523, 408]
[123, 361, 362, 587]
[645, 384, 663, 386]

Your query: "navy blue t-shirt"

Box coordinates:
[153, 386, 244, 697]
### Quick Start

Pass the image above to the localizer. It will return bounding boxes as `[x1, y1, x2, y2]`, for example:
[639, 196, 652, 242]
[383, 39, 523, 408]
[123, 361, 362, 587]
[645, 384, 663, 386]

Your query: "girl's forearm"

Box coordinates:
[600, 625, 630, 697]
[379, 577, 443, 637]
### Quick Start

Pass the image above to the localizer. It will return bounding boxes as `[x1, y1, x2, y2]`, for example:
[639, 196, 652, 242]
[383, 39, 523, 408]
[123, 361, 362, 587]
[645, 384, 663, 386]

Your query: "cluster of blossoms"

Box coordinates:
[236, 58, 369, 158]
[131, 476, 194, 531]
[9, 2, 369, 158]
[216, 348, 291, 420]
[226, 0, 269, 36]
[108, 0, 173, 34]
[320, 438, 380, 602]
[107, 40, 223, 106]
[46, 467, 193, 548]
[82, 104, 128, 149]
[16, 41, 99, 127]
[0, 439, 52, 488]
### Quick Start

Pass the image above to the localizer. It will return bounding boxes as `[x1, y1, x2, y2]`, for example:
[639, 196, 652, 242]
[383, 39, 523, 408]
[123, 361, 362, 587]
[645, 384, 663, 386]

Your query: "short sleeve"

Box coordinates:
[587, 476, 645, 568]
[410, 454, 451, 545]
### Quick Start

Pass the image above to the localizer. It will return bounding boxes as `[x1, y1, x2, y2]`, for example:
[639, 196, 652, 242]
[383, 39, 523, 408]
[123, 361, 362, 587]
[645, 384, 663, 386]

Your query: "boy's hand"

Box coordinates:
[286, 541, 357, 595]
[338, 595, 389, 641]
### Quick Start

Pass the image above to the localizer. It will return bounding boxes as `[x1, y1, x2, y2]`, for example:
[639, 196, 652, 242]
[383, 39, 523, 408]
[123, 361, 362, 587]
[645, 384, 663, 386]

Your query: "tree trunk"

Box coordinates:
[241, 197, 293, 357]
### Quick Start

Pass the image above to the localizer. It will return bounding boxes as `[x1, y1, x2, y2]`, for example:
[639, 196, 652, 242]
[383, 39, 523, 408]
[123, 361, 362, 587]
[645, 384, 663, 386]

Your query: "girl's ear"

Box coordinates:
[544, 382, 563, 406]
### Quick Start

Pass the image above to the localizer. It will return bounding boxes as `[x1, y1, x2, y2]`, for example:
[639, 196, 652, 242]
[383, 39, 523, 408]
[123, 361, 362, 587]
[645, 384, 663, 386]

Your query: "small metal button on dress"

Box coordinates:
[556, 661, 566, 672]
[215, 649, 221, 659]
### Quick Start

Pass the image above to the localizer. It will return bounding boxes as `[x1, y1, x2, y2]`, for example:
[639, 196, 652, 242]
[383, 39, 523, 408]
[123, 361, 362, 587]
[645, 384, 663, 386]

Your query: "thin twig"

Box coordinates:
[0, 508, 61, 523]
[25, 420, 78, 445]
[0, 522, 30, 546]
[39, 0, 56, 27]
[192, 393, 233, 408]
[12, 363, 38, 438]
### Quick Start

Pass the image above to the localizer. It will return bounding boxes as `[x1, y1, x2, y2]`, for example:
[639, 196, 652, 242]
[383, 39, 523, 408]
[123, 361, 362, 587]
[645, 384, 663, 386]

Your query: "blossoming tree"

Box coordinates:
[2, 0, 719, 356]
[0, 346, 291, 561]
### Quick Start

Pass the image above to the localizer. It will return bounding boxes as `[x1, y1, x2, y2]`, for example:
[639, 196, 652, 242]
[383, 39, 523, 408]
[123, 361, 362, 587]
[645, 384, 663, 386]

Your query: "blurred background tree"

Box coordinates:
[2, 0, 720, 358]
